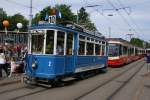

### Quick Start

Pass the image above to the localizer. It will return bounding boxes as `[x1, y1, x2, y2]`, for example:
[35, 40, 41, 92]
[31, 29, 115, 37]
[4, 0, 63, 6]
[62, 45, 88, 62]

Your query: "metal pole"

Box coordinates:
[29, 0, 33, 28]
[28, 0, 33, 53]
[76, 10, 79, 24]
[108, 26, 111, 38]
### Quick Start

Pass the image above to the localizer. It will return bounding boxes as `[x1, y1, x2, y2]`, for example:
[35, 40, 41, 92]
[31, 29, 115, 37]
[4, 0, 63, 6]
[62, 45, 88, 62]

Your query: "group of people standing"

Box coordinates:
[0, 44, 26, 79]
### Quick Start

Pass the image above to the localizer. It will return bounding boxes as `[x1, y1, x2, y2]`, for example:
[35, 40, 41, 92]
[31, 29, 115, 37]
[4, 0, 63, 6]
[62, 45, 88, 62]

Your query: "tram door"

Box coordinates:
[65, 32, 76, 73]
[56, 31, 75, 74]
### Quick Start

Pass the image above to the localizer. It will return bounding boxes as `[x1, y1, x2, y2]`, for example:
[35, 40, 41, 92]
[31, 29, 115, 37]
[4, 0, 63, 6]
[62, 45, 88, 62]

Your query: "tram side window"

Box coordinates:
[86, 42, 94, 55]
[57, 31, 65, 55]
[123, 46, 128, 55]
[32, 34, 44, 54]
[102, 45, 105, 56]
[131, 48, 134, 55]
[119, 45, 122, 55]
[95, 44, 101, 55]
[46, 30, 54, 54]
[66, 33, 73, 55]
[135, 48, 138, 55]
[79, 41, 85, 55]
[128, 48, 131, 55]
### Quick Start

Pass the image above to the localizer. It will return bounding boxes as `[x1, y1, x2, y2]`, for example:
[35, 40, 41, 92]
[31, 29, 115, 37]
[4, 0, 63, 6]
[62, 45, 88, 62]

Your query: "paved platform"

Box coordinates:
[0, 74, 22, 86]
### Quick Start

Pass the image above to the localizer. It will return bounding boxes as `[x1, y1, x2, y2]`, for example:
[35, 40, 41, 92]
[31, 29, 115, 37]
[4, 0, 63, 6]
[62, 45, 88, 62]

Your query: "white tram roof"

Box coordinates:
[146, 48, 150, 50]
[107, 38, 133, 47]
[107, 38, 144, 49]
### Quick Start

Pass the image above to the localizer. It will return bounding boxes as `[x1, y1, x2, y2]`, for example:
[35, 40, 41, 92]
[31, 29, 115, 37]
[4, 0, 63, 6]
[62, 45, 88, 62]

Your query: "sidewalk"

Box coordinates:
[0, 74, 22, 86]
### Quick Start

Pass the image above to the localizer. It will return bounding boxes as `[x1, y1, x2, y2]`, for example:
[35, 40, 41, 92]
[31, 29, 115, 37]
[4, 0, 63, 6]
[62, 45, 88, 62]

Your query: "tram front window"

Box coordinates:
[31, 34, 44, 54]
[108, 44, 119, 57]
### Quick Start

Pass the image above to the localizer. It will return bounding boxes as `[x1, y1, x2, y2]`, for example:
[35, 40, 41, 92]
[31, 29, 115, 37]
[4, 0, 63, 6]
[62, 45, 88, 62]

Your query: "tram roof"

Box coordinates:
[106, 38, 130, 44]
[107, 38, 143, 49]
[30, 23, 105, 40]
[146, 48, 150, 50]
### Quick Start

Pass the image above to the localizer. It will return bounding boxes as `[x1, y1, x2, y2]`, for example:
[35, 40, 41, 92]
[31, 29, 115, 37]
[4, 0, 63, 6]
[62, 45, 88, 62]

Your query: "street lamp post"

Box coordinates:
[107, 14, 113, 38]
[28, 0, 33, 53]
[108, 26, 111, 38]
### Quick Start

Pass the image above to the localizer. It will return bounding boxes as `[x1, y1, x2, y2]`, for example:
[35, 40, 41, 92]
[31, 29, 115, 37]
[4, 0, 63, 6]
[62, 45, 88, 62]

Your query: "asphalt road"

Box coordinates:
[0, 59, 150, 100]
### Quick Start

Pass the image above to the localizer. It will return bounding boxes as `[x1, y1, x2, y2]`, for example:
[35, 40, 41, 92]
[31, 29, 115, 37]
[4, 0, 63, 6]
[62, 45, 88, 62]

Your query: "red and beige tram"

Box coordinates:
[107, 38, 144, 67]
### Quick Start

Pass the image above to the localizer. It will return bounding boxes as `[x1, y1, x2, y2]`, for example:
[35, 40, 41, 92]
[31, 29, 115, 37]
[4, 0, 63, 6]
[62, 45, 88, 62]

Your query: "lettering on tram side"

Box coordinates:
[48, 61, 52, 67]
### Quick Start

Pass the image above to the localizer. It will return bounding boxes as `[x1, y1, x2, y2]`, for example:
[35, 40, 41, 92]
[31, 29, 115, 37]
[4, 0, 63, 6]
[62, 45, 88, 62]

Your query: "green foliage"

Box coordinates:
[32, 4, 97, 31]
[0, 8, 28, 31]
[78, 7, 97, 31]
[0, 8, 8, 30]
[7, 13, 28, 31]
[32, 6, 51, 24]
[55, 4, 76, 22]
[130, 38, 144, 47]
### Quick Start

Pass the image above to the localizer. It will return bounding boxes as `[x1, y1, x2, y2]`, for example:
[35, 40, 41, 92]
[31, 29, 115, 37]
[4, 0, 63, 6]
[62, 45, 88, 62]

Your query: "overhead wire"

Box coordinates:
[82, 0, 126, 37]
[116, 0, 142, 37]
[106, 0, 138, 35]
[5, 0, 39, 11]
[83, 0, 106, 34]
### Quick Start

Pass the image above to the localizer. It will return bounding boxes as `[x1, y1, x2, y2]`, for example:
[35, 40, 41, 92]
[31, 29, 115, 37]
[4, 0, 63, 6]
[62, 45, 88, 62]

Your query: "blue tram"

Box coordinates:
[23, 22, 108, 85]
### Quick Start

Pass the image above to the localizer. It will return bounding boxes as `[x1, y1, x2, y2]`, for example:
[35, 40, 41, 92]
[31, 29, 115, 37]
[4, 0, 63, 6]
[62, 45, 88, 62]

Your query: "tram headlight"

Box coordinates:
[32, 61, 37, 69]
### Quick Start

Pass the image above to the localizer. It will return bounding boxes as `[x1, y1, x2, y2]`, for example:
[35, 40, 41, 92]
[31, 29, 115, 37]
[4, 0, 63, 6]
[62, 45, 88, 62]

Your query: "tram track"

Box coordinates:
[0, 80, 20, 87]
[75, 59, 145, 100]
[0, 60, 144, 100]
[106, 62, 145, 100]
[0, 83, 51, 100]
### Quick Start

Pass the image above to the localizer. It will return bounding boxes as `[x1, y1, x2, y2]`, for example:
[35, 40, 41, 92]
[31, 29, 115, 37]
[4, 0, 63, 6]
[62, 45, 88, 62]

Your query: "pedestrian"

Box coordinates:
[0, 46, 6, 78]
[8, 57, 18, 77]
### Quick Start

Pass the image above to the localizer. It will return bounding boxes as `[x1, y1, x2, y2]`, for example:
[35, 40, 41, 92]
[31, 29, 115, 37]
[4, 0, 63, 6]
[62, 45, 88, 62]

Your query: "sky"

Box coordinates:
[0, 0, 150, 42]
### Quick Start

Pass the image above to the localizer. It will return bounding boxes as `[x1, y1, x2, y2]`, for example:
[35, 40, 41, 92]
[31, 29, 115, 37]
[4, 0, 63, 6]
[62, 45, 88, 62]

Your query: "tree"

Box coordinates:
[32, 5, 97, 31]
[0, 8, 8, 30]
[32, 5, 76, 24]
[78, 7, 97, 31]
[130, 38, 144, 47]
[55, 4, 76, 23]
[7, 13, 28, 31]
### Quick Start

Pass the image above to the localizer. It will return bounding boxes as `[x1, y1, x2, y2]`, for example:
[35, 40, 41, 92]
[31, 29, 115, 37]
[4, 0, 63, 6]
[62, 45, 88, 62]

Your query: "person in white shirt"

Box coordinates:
[0, 48, 6, 78]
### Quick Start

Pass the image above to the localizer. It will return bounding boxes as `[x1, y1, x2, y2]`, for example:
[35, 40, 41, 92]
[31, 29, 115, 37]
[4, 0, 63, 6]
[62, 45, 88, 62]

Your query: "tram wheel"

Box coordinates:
[21, 75, 37, 87]
[100, 67, 108, 73]
[50, 79, 65, 87]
